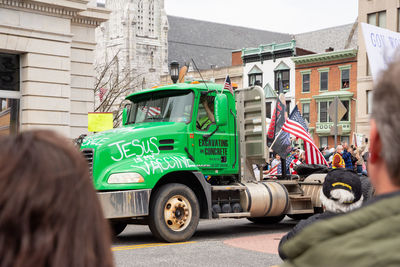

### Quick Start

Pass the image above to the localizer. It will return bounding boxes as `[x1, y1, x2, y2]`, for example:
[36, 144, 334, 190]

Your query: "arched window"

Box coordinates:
[137, 0, 144, 36]
[148, 0, 155, 36]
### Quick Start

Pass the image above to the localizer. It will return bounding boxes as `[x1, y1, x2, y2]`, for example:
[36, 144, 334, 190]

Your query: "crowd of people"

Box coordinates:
[264, 140, 369, 177]
[277, 59, 400, 266]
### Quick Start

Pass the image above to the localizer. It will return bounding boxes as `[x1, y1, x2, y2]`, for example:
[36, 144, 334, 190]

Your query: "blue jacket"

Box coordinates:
[342, 150, 353, 169]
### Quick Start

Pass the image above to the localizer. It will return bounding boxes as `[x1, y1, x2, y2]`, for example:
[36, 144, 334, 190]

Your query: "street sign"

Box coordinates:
[328, 98, 347, 122]
[330, 125, 343, 135]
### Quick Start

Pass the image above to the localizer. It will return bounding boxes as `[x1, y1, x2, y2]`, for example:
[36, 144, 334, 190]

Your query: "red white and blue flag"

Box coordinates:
[141, 106, 161, 117]
[223, 75, 234, 95]
[267, 163, 281, 176]
[282, 106, 328, 166]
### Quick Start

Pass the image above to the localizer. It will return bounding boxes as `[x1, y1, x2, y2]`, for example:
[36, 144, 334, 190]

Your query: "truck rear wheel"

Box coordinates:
[148, 183, 200, 242]
[247, 215, 285, 224]
[110, 221, 127, 236]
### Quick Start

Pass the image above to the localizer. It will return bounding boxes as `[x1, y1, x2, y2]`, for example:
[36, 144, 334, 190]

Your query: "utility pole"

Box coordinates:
[334, 96, 338, 147]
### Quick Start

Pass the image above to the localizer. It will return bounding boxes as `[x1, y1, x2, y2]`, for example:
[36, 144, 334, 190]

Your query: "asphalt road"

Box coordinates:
[112, 217, 296, 267]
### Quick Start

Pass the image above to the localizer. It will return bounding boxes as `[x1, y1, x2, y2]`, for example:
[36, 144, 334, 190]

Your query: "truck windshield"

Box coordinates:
[127, 91, 194, 124]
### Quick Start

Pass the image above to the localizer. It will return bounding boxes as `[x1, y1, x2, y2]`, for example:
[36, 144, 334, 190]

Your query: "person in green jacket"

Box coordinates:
[280, 60, 400, 267]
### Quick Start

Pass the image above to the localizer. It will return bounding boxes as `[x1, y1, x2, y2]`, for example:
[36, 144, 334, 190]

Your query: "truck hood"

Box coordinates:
[81, 122, 186, 149]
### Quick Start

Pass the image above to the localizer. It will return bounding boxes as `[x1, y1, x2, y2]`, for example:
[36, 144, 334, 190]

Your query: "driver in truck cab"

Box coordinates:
[197, 96, 215, 130]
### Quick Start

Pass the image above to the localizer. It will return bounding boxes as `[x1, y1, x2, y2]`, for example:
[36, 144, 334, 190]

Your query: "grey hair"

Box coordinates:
[320, 188, 363, 213]
[372, 60, 400, 185]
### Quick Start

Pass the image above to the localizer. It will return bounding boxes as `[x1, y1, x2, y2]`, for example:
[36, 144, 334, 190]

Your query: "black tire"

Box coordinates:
[148, 183, 200, 242]
[247, 214, 285, 224]
[110, 221, 127, 236]
[287, 214, 313, 220]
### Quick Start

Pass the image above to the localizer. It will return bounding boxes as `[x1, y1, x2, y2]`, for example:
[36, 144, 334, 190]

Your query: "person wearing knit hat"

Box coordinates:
[320, 169, 363, 213]
[278, 169, 363, 260]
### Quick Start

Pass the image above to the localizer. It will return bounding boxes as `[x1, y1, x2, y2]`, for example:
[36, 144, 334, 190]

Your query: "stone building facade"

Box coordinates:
[292, 49, 358, 148]
[0, 0, 108, 138]
[357, 0, 400, 138]
[95, 0, 168, 93]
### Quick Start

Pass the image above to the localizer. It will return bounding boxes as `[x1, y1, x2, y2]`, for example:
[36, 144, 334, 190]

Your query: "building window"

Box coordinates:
[302, 73, 310, 92]
[367, 90, 373, 114]
[340, 68, 350, 89]
[320, 136, 328, 148]
[368, 10, 386, 28]
[398, 9, 400, 32]
[286, 100, 291, 115]
[0, 53, 20, 135]
[320, 71, 328, 91]
[319, 101, 330, 122]
[265, 102, 271, 119]
[340, 100, 350, 121]
[302, 103, 310, 122]
[96, 0, 105, 7]
[248, 73, 262, 87]
[137, 0, 144, 35]
[341, 136, 350, 145]
[274, 70, 290, 92]
[148, 0, 155, 36]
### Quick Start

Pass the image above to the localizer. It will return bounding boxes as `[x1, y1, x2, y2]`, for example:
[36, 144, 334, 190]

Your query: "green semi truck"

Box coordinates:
[80, 82, 323, 242]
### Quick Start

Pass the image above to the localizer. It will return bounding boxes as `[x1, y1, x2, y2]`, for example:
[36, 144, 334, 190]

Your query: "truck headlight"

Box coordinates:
[108, 172, 145, 184]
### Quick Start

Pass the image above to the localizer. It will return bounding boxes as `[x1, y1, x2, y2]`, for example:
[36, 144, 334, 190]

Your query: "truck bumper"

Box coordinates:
[97, 189, 151, 219]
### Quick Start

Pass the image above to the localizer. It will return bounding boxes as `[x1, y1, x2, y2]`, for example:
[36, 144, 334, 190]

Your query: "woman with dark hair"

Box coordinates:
[0, 130, 114, 267]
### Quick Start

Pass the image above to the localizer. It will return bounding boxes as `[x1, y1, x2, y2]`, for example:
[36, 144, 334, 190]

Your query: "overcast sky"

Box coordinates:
[164, 0, 358, 34]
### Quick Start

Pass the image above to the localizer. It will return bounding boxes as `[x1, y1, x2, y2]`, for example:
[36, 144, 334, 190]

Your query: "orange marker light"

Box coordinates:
[190, 133, 194, 139]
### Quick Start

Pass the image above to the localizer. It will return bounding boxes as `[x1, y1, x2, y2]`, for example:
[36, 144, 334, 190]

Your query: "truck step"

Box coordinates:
[211, 185, 247, 191]
[289, 195, 312, 201]
[217, 212, 251, 218]
[278, 180, 300, 185]
[287, 209, 315, 215]
[288, 194, 314, 214]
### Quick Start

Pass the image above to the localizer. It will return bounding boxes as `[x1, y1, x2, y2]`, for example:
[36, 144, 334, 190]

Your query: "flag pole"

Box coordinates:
[269, 128, 284, 149]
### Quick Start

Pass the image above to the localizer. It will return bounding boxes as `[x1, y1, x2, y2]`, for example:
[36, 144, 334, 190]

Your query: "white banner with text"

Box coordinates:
[361, 22, 400, 81]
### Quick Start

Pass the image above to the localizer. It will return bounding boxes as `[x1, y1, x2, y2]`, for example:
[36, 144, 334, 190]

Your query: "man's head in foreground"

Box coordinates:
[369, 60, 400, 195]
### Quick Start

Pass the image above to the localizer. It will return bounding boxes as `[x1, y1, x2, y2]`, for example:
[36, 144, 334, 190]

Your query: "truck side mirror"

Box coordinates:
[122, 107, 128, 125]
[214, 94, 228, 126]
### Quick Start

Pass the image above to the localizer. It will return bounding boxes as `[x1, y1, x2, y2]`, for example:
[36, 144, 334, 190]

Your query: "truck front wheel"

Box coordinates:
[148, 183, 200, 242]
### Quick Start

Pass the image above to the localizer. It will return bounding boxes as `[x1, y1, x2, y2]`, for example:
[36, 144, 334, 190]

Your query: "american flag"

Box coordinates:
[290, 158, 301, 174]
[223, 75, 234, 95]
[99, 87, 107, 102]
[269, 152, 299, 176]
[267, 163, 281, 176]
[141, 106, 161, 117]
[282, 106, 328, 166]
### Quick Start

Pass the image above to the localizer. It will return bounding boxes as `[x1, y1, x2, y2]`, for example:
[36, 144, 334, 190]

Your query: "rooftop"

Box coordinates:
[292, 48, 358, 64]
[167, 16, 358, 70]
[167, 16, 292, 69]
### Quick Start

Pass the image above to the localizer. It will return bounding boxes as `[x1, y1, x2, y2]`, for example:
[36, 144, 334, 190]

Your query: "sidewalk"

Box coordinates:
[224, 232, 287, 255]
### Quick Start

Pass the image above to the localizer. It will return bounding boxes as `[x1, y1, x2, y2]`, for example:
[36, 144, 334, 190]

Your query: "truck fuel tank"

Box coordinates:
[240, 181, 289, 217]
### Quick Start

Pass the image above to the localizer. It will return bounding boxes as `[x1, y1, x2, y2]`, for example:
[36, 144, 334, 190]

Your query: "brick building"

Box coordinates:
[292, 49, 358, 148]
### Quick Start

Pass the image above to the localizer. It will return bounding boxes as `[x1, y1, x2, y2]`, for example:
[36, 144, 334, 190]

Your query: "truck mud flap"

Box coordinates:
[97, 189, 151, 219]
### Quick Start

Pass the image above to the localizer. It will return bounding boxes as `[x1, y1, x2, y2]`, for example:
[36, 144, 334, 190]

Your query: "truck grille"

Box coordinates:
[82, 148, 94, 176]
